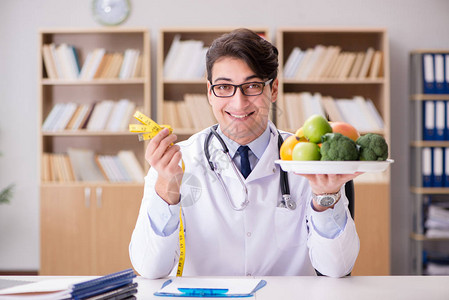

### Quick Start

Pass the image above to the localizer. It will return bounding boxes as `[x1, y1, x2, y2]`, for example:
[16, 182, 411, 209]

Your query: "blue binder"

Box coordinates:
[422, 147, 433, 187]
[435, 101, 446, 140]
[434, 53, 445, 94]
[445, 148, 449, 187]
[432, 148, 443, 187]
[70, 268, 136, 300]
[422, 53, 435, 94]
[423, 100, 436, 140]
[445, 54, 449, 94]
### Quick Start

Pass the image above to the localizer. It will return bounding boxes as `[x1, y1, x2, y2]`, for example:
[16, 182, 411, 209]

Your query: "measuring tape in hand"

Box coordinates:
[129, 111, 186, 277]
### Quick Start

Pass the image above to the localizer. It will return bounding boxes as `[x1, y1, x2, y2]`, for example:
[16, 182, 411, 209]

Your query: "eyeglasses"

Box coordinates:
[210, 79, 273, 98]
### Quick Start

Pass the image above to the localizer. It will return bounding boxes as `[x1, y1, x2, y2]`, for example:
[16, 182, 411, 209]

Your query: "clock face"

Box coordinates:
[92, 0, 131, 26]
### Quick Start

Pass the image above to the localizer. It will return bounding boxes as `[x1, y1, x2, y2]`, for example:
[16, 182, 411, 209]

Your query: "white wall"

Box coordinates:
[1, 0, 449, 274]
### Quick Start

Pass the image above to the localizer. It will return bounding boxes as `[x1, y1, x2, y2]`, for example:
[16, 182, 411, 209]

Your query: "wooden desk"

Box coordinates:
[1, 275, 448, 299]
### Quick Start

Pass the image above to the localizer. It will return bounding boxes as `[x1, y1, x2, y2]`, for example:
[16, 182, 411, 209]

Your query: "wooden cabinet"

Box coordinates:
[40, 184, 142, 275]
[409, 50, 449, 275]
[276, 28, 391, 275]
[38, 28, 150, 275]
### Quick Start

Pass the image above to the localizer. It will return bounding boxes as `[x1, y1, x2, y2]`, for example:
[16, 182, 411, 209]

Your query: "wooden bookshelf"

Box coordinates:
[38, 28, 150, 275]
[157, 27, 270, 137]
[276, 27, 391, 275]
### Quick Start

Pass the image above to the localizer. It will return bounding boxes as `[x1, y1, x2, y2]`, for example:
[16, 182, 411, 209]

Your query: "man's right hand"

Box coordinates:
[145, 128, 183, 205]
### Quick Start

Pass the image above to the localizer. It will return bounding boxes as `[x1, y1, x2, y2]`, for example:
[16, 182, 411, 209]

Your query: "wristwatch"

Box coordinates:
[312, 190, 341, 207]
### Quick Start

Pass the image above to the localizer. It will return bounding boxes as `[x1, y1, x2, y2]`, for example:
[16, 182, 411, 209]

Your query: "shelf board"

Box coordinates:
[411, 233, 449, 241]
[282, 79, 385, 84]
[411, 141, 449, 147]
[42, 131, 137, 136]
[41, 182, 144, 188]
[410, 94, 449, 101]
[163, 79, 206, 84]
[41, 78, 147, 85]
[411, 186, 449, 194]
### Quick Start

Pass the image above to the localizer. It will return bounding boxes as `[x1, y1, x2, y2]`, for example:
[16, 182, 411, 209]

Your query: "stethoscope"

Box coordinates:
[204, 124, 296, 211]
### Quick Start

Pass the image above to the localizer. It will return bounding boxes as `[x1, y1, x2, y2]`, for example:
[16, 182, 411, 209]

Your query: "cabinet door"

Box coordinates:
[40, 186, 94, 275]
[352, 182, 390, 275]
[92, 186, 142, 275]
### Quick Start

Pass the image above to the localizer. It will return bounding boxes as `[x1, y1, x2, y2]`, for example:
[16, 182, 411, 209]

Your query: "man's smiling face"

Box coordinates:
[207, 57, 278, 145]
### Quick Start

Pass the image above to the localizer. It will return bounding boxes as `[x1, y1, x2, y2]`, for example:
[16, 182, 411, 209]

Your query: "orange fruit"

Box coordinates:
[280, 135, 302, 160]
[330, 121, 360, 142]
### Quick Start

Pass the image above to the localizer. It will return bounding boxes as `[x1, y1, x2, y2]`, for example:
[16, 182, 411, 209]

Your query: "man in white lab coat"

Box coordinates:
[129, 28, 360, 279]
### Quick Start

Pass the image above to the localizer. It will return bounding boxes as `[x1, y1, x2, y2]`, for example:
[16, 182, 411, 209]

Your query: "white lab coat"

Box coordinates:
[129, 121, 359, 279]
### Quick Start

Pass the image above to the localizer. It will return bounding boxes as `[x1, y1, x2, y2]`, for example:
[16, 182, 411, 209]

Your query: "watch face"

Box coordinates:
[319, 196, 335, 207]
[93, 0, 130, 26]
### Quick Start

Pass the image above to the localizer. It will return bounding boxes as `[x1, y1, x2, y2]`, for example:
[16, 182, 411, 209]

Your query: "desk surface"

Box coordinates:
[1, 275, 449, 300]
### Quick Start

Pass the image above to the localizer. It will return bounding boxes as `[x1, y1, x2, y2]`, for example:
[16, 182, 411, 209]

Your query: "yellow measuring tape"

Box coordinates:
[129, 111, 186, 277]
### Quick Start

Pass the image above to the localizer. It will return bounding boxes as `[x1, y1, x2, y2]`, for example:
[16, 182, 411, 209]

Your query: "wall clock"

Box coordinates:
[92, 0, 131, 26]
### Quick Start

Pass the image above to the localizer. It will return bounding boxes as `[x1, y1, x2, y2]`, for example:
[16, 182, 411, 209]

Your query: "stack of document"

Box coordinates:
[425, 203, 449, 238]
[0, 269, 137, 299]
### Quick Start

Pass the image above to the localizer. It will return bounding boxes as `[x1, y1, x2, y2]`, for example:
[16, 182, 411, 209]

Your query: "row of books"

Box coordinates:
[42, 149, 145, 183]
[42, 43, 142, 80]
[422, 100, 449, 140]
[277, 92, 384, 133]
[42, 99, 136, 132]
[421, 147, 449, 188]
[421, 53, 449, 94]
[163, 35, 208, 80]
[283, 45, 383, 80]
[163, 94, 217, 131]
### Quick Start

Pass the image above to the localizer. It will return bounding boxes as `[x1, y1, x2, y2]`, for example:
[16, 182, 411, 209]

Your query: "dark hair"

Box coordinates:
[206, 28, 278, 83]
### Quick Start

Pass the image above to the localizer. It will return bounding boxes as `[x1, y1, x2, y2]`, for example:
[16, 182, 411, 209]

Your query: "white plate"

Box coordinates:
[275, 159, 394, 174]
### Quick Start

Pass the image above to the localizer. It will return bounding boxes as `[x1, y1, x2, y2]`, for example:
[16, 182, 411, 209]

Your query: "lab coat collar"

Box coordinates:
[209, 121, 279, 182]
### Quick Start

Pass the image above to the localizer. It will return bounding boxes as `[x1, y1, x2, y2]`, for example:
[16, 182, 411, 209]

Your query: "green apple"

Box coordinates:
[303, 114, 332, 143]
[292, 142, 321, 161]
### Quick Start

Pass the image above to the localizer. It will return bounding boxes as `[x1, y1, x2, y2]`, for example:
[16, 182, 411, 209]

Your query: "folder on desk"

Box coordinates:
[0, 269, 136, 300]
[154, 278, 267, 298]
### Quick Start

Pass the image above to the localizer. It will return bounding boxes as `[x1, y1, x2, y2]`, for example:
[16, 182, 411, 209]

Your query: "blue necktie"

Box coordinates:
[237, 146, 251, 179]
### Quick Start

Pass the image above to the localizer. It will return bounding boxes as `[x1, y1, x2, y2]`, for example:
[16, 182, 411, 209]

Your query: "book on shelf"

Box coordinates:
[280, 93, 383, 133]
[67, 148, 106, 182]
[284, 45, 381, 80]
[43, 44, 143, 80]
[348, 52, 365, 79]
[164, 36, 208, 80]
[183, 94, 217, 130]
[42, 99, 136, 132]
[369, 50, 383, 79]
[357, 47, 375, 79]
[43, 149, 145, 183]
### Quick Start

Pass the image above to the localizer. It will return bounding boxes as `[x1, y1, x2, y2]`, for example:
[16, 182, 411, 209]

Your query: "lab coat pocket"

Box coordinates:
[274, 206, 307, 250]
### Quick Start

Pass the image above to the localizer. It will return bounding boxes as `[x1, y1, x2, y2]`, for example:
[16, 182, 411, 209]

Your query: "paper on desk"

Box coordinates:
[155, 277, 266, 297]
[0, 278, 86, 299]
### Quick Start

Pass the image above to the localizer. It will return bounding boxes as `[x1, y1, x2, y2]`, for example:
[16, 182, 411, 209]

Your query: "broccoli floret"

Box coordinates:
[356, 133, 388, 161]
[320, 133, 359, 161]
